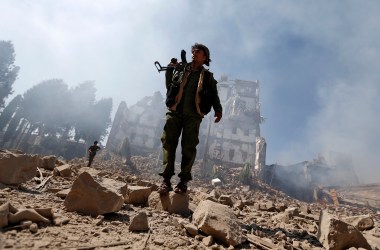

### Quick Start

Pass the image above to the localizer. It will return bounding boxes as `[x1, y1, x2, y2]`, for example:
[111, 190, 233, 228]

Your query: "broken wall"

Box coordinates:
[106, 92, 165, 156]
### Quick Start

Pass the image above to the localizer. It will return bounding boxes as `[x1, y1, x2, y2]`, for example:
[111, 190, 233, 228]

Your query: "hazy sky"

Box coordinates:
[1, 1, 380, 183]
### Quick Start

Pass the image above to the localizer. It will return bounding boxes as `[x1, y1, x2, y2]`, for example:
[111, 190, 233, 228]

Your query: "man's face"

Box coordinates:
[191, 48, 206, 65]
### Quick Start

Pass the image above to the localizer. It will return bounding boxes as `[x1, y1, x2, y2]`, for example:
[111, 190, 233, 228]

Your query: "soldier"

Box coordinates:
[87, 141, 101, 167]
[158, 43, 223, 194]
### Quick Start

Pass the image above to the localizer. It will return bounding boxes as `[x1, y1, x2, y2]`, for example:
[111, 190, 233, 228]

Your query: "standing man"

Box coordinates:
[158, 43, 223, 194]
[87, 140, 101, 167]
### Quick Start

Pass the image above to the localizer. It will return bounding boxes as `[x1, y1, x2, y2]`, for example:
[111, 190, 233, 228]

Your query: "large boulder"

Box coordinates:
[192, 200, 245, 247]
[64, 172, 124, 215]
[317, 210, 371, 250]
[0, 150, 39, 185]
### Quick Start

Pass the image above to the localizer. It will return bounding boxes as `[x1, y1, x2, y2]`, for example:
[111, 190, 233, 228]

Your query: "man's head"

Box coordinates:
[191, 43, 211, 66]
[94, 141, 98, 145]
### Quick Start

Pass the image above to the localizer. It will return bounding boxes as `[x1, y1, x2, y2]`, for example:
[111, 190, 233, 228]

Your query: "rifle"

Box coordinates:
[154, 49, 187, 73]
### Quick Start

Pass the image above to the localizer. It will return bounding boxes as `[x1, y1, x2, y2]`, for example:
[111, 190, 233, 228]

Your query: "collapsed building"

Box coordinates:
[263, 152, 360, 202]
[106, 77, 379, 208]
[106, 77, 264, 172]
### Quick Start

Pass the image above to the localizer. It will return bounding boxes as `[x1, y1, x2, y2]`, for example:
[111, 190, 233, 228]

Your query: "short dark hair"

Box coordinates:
[191, 43, 211, 66]
[94, 141, 98, 144]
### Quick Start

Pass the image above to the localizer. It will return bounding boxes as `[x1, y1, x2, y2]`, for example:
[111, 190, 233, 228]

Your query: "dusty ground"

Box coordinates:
[1, 153, 379, 250]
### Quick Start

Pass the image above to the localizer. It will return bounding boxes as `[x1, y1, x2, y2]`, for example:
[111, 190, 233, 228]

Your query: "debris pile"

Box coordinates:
[1, 150, 379, 249]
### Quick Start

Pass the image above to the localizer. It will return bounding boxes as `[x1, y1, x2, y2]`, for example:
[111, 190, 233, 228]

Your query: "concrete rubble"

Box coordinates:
[0, 151, 378, 250]
[0, 149, 40, 185]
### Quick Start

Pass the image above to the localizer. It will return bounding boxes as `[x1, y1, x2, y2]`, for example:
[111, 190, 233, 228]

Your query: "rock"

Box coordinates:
[101, 178, 128, 198]
[233, 200, 244, 210]
[212, 178, 222, 186]
[129, 212, 149, 231]
[29, 223, 38, 233]
[272, 212, 291, 224]
[94, 215, 105, 226]
[148, 191, 190, 216]
[209, 189, 221, 199]
[52, 215, 70, 226]
[264, 201, 276, 212]
[363, 231, 380, 250]
[202, 235, 214, 246]
[125, 185, 152, 205]
[0, 150, 39, 185]
[77, 167, 100, 176]
[299, 204, 311, 214]
[8, 209, 50, 224]
[64, 172, 124, 215]
[56, 188, 71, 198]
[20, 220, 33, 229]
[317, 210, 371, 250]
[342, 215, 375, 231]
[39, 155, 57, 170]
[275, 202, 288, 212]
[53, 164, 72, 177]
[0, 202, 9, 228]
[219, 195, 234, 207]
[185, 223, 198, 236]
[193, 200, 245, 247]
[34, 207, 54, 219]
[285, 207, 299, 217]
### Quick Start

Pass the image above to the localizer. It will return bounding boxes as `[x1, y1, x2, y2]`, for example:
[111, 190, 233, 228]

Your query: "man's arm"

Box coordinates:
[211, 77, 223, 123]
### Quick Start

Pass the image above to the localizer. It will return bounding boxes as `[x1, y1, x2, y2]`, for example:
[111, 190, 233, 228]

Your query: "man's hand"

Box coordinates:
[170, 58, 178, 66]
[214, 112, 222, 123]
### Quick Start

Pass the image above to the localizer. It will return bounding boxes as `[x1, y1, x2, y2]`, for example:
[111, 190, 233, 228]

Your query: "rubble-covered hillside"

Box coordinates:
[1, 149, 379, 250]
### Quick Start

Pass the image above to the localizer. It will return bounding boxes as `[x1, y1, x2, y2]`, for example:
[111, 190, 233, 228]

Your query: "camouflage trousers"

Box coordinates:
[159, 112, 202, 181]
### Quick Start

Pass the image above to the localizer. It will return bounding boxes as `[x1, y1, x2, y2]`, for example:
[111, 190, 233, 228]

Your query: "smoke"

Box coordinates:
[307, 80, 380, 183]
[1, 1, 380, 183]
[255, 1, 380, 184]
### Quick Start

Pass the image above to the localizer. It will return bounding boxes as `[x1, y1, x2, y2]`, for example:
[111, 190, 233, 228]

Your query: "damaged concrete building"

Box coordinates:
[263, 151, 361, 202]
[106, 77, 264, 170]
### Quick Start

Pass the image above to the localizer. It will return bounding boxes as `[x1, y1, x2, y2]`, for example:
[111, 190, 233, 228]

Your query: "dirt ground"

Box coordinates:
[1, 153, 379, 250]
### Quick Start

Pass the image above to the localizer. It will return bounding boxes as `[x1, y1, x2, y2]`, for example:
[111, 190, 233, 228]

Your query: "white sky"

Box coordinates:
[1, 0, 380, 183]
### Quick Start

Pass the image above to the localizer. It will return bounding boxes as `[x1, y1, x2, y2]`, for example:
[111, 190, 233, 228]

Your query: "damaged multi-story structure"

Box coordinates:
[106, 77, 379, 208]
[106, 77, 264, 172]
[263, 151, 362, 203]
